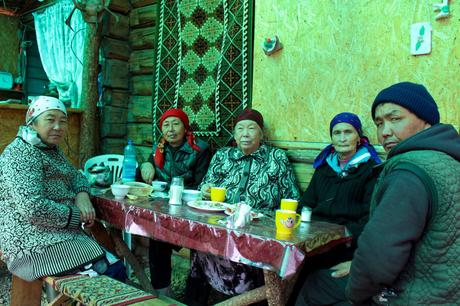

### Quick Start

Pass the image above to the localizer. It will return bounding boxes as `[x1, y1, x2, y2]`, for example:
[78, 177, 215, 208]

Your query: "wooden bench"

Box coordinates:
[43, 274, 183, 306]
[1, 221, 185, 306]
[4, 265, 184, 306]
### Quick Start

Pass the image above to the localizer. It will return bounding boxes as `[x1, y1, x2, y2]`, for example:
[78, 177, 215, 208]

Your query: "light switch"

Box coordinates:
[410, 22, 432, 55]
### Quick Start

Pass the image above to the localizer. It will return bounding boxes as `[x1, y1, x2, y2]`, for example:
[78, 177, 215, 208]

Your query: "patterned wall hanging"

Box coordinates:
[153, 0, 254, 149]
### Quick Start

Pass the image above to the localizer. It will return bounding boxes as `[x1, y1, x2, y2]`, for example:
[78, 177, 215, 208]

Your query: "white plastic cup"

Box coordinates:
[301, 206, 312, 222]
[169, 177, 184, 205]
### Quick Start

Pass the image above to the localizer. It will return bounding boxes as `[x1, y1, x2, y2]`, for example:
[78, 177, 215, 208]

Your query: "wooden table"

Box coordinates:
[92, 194, 350, 305]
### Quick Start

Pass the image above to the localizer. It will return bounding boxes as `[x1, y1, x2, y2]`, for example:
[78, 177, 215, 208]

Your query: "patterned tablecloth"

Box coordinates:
[92, 194, 350, 278]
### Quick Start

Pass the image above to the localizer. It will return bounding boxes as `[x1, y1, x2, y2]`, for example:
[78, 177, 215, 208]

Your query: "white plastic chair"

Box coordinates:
[84, 154, 124, 184]
[84, 154, 135, 276]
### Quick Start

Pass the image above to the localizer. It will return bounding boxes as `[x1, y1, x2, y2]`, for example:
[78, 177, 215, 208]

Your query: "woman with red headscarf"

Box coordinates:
[139, 108, 211, 187]
[137, 108, 211, 296]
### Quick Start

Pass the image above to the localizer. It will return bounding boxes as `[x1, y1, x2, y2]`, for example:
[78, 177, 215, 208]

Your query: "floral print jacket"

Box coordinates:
[199, 144, 300, 214]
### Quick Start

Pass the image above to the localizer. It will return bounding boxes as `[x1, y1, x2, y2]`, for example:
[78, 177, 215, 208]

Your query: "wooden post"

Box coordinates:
[10, 276, 42, 306]
[79, 22, 102, 167]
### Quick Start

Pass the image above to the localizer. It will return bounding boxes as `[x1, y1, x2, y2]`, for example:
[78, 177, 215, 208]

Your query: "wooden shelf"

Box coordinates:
[0, 89, 24, 101]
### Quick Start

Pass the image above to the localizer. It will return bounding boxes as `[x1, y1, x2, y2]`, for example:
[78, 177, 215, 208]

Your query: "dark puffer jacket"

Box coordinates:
[300, 159, 378, 248]
[143, 138, 211, 188]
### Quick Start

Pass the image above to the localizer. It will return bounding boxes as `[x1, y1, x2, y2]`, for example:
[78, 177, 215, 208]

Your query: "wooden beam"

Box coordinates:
[0, 7, 17, 16]
[79, 22, 102, 167]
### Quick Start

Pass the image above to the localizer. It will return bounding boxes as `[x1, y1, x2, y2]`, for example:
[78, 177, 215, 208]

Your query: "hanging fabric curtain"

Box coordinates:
[33, 0, 87, 108]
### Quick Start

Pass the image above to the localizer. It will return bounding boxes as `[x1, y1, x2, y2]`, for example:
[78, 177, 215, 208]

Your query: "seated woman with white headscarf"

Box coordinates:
[0, 96, 125, 282]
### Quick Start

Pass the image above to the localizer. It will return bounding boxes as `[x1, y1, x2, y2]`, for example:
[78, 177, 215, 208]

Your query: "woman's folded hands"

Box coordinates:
[75, 192, 96, 227]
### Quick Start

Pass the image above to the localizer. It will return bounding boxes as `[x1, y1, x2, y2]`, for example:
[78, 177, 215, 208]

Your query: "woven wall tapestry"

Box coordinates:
[153, 0, 254, 149]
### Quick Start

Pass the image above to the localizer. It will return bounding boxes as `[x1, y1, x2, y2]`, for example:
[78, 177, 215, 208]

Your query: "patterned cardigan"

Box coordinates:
[0, 137, 103, 272]
[199, 144, 300, 214]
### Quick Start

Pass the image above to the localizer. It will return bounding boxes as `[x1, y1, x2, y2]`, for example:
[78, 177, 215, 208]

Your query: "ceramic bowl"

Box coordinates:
[111, 184, 130, 200]
[152, 180, 168, 192]
[182, 189, 202, 203]
[124, 181, 154, 197]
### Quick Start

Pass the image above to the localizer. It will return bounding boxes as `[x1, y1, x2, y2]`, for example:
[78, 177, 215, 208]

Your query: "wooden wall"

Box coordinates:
[99, 0, 131, 157]
[0, 14, 19, 76]
[127, 0, 157, 161]
[252, 0, 460, 145]
[100, 0, 157, 162]
[0, 104, 82, 167]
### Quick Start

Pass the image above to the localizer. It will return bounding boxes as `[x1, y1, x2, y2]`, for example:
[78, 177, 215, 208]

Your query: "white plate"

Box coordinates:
[186, 200, 228, 212]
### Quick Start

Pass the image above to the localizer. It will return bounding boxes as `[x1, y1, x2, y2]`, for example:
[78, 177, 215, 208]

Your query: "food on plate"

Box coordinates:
[187, 200, 227, 211]
[224, 205, 263, 219]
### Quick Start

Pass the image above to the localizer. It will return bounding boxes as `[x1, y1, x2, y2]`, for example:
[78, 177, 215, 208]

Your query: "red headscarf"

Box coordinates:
[154, 108, 201, 169]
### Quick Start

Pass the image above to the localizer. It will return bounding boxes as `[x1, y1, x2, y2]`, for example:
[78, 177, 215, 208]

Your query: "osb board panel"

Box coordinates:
[253, 0, 460, 144]
[0, 15, 19, 75]
[0, 105, 81, 167]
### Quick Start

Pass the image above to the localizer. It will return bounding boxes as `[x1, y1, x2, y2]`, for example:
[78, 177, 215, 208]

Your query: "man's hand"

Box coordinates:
[75, 192, 95, 226]
[140, 162, 155, 184]
[200, 183, 213, 200]
[330, 261, 351, 278]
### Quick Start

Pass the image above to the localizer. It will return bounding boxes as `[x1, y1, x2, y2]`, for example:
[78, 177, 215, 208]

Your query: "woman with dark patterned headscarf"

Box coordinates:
[289, 112, 381, 304]
[186, 109, 300, 305]
[301, 112, 381, 251]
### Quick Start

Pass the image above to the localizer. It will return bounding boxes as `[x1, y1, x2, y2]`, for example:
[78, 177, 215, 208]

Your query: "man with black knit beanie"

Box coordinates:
[295, 82, 460, 306]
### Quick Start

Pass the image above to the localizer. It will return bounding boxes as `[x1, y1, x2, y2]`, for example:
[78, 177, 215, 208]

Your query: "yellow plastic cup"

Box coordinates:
[275, 209, 301, 237]
[210, 187, 226, 202]
[280, 199, 299, 211]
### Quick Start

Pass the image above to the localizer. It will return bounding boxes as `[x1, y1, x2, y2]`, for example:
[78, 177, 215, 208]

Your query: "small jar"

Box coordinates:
[301, 206, 312, 222]
[169, 177, 184, 205]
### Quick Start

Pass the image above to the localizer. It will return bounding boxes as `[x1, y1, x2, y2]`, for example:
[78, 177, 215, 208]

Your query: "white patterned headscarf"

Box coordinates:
[26, 96, 67, 125]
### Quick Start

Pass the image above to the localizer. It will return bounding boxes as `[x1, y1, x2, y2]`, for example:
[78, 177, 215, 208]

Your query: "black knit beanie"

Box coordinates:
[371, 82, 440, 125]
